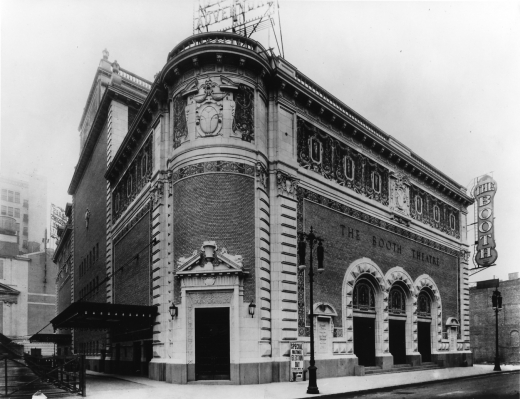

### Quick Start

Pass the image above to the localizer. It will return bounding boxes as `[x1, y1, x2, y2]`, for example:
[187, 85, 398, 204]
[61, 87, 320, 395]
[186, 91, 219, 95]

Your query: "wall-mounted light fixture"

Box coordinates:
[169, 303, 178, 319]
[248, 300, 256, 318]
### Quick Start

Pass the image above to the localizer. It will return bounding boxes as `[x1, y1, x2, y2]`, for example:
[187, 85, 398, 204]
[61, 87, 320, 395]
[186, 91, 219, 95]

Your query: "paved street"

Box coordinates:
[336, 371, 520, 399]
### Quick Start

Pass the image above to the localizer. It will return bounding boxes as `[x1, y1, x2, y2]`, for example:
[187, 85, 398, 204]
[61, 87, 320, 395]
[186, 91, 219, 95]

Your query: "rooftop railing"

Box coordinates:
[119, 70, 152, 90]
[167, 32, 269, 63]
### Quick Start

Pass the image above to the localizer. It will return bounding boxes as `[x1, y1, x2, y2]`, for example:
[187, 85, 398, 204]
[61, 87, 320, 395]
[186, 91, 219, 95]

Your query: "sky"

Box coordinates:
[1, 1, 519, 282]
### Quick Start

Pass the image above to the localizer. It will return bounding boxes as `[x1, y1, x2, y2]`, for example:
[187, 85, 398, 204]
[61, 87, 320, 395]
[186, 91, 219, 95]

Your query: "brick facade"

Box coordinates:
[113, 209, 151, 306]
[304, 199, 458, 330]
[173, 173, 256, 303]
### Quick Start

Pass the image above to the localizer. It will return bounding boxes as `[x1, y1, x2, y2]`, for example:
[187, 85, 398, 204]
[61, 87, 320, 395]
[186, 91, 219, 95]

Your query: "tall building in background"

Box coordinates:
[0, 215, 57, 355]
[0, 171, 48, 254]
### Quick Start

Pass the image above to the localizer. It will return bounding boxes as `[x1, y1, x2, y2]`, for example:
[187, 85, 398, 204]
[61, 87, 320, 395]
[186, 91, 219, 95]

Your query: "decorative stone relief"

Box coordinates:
[389, 172, 411, 217]
[256, 162, 268, 190]
[297, 117, 389, 206]
[276, 170, 299, 199]
[232, 84, 255, 142]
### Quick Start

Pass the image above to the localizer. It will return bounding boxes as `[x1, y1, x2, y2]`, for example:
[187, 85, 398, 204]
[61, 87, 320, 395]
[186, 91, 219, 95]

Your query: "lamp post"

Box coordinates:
[491, 287, 502, 371]
[298, 227, 324, 395]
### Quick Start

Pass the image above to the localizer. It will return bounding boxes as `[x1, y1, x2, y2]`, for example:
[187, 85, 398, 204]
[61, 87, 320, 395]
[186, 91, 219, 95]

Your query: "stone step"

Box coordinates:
[365, 363, 441, 375]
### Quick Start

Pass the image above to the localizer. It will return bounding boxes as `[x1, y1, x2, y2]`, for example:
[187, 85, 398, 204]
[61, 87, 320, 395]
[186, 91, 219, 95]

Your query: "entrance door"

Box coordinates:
[353, 317, 376, 367]
[418, 321, 431, 362]
[389, 319, 407, 364]
[132, 341, 141, 375]
[195, 307, 230, 380]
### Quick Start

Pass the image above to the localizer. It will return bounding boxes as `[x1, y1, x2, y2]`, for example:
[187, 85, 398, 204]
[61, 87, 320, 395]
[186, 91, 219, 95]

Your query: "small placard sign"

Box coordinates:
[290, 342, 304, 381]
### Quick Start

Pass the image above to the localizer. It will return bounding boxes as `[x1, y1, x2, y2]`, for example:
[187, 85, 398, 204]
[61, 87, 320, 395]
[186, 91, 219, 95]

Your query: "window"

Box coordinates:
[127, 175, 133, 197]
[141, 153, 148, 178]
[23, 214, 28, 222]
[7, 207, 13, 217]
[22, 240, 28, 249]
[310, 137, 322, 164]
[14, 192, 20, 204]
[353, 281, 375, 311]
[372, 172, 381, 193]
[114, 193, 120, 214]
[433, 205, 440, 222]
[389, 286, 406, 314]
[1, 206, 6, 215]
[1, 189, 6, 200]
[417, 291, 431, 317]
[344, 157, 354, 180]
[449, 214, 456, 230]
[23, 199, 28, 208]
[416, 196, 423, 214]
[14, 208, 20, 218]
[23, 227, 28, 236]
[7, 191, 13, 202]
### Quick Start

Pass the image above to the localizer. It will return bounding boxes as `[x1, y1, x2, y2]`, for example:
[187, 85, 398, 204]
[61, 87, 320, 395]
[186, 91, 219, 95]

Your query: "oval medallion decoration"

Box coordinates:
[204, 277, 216, 286]
[199, 105, 220, 134]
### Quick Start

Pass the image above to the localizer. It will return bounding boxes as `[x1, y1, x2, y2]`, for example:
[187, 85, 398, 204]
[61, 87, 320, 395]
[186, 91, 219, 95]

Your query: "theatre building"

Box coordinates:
[53, 32, 474, 384]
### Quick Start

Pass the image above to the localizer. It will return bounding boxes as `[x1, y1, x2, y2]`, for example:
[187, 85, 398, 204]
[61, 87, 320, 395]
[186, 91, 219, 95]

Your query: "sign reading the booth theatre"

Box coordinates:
[473, 174, 498, 267]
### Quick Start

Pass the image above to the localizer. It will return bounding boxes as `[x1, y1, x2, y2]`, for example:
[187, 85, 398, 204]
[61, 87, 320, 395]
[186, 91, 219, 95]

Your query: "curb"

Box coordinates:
[293, 369, 520, 399]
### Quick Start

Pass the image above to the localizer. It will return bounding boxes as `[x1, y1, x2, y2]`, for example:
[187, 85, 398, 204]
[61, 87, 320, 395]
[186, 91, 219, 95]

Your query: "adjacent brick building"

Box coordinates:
[470, 274, 520, 364]
[54, 31, 475, 384]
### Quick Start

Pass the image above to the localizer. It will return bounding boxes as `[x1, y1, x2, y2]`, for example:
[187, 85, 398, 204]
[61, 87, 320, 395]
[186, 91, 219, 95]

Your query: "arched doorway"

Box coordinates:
[352, 277, 377, 367]
[388, 283, 409, 365]
[417, 290, 432, 362]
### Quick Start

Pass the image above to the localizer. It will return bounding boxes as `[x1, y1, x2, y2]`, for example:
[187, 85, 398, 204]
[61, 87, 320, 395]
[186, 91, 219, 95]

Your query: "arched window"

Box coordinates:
[416, 196, 423, 214]
[127, 175, 133, 197]
[353, 281, 375, 311]
[450, 213, 456, 230]
[372, 172, 381, 193]
[511, 330, 520, 347]
[310, 137, 322, 164]
[141, 153, 148, 179]
[417, 291, 431, 317]
[344, 157, 354, 180]
[433, 205, 440, 222]
[389, 286, 406, 314]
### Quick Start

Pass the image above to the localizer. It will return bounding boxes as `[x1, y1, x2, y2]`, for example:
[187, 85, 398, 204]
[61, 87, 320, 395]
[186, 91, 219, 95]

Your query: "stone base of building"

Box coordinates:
[432, 351, 473, 368]
[148, 357, 359, 384]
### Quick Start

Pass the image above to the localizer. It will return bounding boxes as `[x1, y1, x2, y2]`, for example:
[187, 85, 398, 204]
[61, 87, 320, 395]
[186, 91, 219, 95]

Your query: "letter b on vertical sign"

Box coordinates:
[473, 175, 498, 266]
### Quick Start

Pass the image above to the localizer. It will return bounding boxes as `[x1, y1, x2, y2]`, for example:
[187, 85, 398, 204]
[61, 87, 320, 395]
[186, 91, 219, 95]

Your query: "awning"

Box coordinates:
[29, 333, 72, 345]
[50, 301, 158, 330]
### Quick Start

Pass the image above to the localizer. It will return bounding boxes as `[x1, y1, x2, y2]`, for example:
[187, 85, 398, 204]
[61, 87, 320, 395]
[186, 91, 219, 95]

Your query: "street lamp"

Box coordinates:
[298, 226, 324, 395]
[491, 288, 502, 371]
[169, 303, 178, 319]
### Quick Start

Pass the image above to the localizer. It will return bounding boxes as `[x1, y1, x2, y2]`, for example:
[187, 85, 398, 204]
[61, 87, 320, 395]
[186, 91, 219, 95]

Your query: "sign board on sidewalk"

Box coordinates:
[290, 342, 304, 381]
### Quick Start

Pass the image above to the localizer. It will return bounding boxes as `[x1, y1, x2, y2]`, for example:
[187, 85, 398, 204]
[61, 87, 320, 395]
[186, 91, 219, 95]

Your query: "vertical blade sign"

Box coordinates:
[473, 175, 498, 267]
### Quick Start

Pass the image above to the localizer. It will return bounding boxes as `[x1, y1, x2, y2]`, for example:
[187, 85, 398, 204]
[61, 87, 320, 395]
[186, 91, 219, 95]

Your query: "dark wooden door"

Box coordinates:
[195, 307, 230, 380]
[418, 321, 431, 362]
[389, 319, 407, 364]
[133, 341, 141, 375]
[353, 317, 376, 367]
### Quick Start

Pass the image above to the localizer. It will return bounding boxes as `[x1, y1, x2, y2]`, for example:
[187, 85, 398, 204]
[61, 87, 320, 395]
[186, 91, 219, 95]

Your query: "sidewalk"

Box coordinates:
[67, 364, 520, 399]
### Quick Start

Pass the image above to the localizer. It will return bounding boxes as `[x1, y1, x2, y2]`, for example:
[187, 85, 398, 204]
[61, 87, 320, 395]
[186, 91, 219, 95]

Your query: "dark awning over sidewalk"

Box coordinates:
[50, 302, 158, 330]
[29, 333, 72, 345]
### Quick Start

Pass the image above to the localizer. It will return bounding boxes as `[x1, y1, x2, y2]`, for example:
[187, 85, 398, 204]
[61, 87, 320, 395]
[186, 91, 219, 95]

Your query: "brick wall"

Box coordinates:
[470, 278, 520, 363]
[57, 277, 71, 314]
[74, 124, 107, 350]
[304, 200, 458, 329]
[173, 173, 255, 303]
[113, 210, 151, 306]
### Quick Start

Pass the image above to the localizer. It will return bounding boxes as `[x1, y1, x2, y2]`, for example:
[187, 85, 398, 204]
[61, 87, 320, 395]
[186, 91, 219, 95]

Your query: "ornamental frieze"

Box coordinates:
[112, 137, 153, 222]
[297, 117, 389, 206]
[170, 160, 255, 184]
[410, 185, 460, 239]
